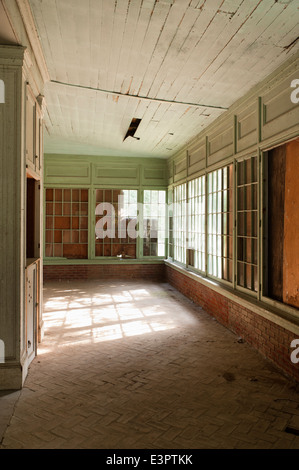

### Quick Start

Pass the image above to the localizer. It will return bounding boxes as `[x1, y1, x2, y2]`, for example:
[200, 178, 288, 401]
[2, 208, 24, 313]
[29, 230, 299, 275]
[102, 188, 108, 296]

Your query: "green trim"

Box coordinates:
[44, 154, 168, 188]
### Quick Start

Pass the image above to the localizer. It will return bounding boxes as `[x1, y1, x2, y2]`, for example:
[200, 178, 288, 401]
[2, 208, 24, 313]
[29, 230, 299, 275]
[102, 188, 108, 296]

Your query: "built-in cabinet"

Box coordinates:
[26, 259, 39, 364]
[26, 84, 44, 367]
[26, 84, 43, 176]
[0, 46, 45, 389]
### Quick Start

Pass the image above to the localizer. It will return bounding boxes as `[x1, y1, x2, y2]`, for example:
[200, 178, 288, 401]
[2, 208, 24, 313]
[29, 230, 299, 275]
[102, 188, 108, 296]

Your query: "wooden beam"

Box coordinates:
[50, 79, 228, 110]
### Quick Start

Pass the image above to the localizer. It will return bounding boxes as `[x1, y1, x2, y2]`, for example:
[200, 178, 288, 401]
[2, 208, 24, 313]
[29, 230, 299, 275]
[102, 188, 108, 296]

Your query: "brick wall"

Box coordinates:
[44, 263, 166, 281]
[166, 264, 299, 382]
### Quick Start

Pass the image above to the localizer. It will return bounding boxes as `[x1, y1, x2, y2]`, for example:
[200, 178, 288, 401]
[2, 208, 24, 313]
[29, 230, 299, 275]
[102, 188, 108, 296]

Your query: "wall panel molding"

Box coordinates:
[167, 52, 299, 182]
[44, 154, 168, 189]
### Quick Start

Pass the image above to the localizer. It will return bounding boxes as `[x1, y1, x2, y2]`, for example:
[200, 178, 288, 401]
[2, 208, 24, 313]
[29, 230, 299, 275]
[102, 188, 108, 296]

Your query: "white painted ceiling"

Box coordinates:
[0, 1, 18, 44]
[27, 0, 299, 158]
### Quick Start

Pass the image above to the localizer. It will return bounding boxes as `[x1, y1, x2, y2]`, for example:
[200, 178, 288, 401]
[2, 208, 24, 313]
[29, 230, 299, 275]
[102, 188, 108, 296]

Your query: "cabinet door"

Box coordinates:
[35, 105, 42, 173]
[26, 85, 36, 172]
[26, 263, 37, 364]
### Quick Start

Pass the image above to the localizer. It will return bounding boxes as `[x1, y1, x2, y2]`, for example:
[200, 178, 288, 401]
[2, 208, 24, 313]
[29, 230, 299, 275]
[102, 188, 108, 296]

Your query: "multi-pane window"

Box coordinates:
[173, 183, 187, 264]
[44, 158, 260, 294]
[95, 189, 137, 258]
[207, 165, 233, 282]
[168, 189, 173, 259]
[236, 156, 258, 292]
[143, 190, 166, 257]
[45, 188, 89, 259]
[188, 176, 205, 272]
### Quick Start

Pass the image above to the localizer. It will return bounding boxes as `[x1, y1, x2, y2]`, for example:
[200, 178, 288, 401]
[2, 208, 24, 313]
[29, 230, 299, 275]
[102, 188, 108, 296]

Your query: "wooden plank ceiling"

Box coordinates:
[28, 0, 299, 158]
[0, 1, 18, 44]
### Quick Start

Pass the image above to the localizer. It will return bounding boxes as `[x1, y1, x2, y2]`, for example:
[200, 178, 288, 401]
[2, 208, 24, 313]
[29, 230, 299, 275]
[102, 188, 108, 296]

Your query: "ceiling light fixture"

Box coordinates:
[123, 118, 141, 141]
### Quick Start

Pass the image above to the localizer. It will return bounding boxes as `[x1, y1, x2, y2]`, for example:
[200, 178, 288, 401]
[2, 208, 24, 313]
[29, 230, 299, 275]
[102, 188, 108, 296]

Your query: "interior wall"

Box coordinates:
[165, 53, 299, 381]
[43, 154, 168, 266]
[43, 263, 165, 281]
[165, 263, 299, 382]
[283, 139, 299, 309]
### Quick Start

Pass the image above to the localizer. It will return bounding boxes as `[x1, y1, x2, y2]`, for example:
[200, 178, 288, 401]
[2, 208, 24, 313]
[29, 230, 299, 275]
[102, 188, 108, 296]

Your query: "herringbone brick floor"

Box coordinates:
[1, 280, 299, 449]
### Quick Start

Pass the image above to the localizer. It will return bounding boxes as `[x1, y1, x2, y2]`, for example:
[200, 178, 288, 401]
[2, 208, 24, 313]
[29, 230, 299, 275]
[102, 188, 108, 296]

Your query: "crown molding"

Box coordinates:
[0, 44, 26, 65]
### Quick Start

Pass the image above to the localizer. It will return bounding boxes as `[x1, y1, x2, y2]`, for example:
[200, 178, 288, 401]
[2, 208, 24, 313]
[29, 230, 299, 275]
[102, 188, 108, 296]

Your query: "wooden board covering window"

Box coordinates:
[267, 145, 286, 302]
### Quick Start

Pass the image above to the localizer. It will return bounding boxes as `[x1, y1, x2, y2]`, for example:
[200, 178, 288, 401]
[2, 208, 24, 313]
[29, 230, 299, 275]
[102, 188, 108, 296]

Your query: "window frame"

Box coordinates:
[44, 186, 90, 260]
[170, 155, 261, 297]
[94, 188, 139, 259]
[187, 175, 206, 275]
[44, 186, 168, 262]
[234, 155, 259, 296]
[172, 182, 187, 267]
[206, 165, 234, 286]
[142, 189, 167, 259]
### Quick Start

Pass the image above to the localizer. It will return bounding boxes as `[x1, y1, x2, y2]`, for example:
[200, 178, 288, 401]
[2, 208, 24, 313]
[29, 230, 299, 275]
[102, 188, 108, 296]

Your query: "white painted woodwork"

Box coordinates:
[0, 56, 24, 389]
[0, 45, 45, 390]
[26, 0, 299, 158]
[26, 85, 36, 170]
[26, 262, 37, 364]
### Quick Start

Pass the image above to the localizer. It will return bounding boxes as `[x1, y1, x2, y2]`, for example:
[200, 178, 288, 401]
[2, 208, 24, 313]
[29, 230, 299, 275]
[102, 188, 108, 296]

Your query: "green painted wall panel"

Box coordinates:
[45, 162, 91, 184]
[44, 154, 167, 189]
[94, 164, 139, 186]
[167, 53, 299, 182]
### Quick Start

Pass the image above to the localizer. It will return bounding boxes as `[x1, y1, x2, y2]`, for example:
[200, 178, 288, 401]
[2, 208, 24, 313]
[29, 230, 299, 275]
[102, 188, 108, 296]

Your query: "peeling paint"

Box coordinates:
[218, 10, 236, 19]
[30, 0, 299, 158]
[283, 36, 299, 51]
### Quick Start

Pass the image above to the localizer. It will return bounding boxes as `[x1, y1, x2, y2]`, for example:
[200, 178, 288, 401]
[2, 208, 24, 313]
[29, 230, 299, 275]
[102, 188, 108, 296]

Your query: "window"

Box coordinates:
[173, 183, 187, 264]
[188, 176, 205, 272]
[95, 189, 138, 258]
[45, 188, 89, 259]
[207, 165, 233, 282]
[168, 189, 173, 259]
[236, 156, 258, 292]
[143, 190, 166, 257]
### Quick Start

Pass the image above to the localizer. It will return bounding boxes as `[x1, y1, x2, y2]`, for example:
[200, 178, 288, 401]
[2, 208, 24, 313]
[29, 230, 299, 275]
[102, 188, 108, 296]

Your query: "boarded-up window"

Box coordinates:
[265, 139, 299, 309]
[45, 188, 89, 259]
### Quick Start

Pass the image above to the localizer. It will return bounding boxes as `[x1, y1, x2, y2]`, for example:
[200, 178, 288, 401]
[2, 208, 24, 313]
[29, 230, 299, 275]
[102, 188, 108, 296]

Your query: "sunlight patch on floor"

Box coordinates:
[42, 286, 179, 347]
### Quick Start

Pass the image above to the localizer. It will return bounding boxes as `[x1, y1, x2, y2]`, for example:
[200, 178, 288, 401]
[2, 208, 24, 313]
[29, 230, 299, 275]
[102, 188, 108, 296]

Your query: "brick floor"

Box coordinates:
[0, 280, 299, 449]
